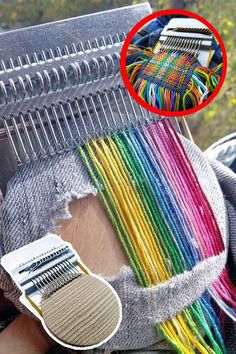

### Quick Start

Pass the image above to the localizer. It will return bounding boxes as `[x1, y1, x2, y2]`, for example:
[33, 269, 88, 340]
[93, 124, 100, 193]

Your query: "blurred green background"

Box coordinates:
[0, 0, 235, 150]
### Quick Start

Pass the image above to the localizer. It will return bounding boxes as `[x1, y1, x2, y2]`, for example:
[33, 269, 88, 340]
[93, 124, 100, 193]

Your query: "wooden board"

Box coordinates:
[58, 195, 128, 277]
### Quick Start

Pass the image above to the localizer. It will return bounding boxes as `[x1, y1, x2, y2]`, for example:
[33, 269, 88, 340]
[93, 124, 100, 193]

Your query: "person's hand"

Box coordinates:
[0, 315, 54, 354]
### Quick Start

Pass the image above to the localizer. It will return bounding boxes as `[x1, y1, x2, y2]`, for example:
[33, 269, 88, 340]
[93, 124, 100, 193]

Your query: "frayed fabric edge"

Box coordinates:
[39, 188, 98, 236]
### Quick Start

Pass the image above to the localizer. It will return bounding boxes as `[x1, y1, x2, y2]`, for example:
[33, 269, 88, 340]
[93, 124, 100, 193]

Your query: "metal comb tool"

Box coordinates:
[0, 4, 188, 195]
[1, 235, 122, 348]
[16, 245, 79, 295]
[158, 18, 214, 66]
[0, 4, 153, 194]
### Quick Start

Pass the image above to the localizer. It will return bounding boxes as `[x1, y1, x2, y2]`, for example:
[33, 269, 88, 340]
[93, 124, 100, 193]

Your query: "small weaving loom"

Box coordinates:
[1, 234, 121, 348]
[0, 4, 235, 354]
[0, 3, 152, 193]
[127, 17, 222, 111]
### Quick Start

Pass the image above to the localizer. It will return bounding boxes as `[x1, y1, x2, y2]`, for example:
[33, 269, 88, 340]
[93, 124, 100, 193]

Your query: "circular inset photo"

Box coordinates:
[120, 10, 227, 117]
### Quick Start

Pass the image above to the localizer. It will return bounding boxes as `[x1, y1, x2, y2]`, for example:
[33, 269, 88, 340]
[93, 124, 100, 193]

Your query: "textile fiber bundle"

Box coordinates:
[127, 45, 222, 111]
[80, 118, 236, 353]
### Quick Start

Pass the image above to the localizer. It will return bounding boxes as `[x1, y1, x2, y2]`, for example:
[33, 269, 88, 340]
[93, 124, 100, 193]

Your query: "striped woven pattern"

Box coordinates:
[127, 45, 222, 111]
[42, 275, 120, 347]
[141, 51, 195, 91]
[79, 119, 236, 353]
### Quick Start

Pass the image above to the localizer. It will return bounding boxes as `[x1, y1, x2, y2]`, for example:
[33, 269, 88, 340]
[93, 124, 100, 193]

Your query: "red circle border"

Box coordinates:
[120, 9, 227, 117]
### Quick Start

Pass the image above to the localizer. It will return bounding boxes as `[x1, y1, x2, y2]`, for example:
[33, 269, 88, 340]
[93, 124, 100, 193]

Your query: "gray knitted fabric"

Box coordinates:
[208, 159, 236, 271]
[207, 158, 236, 354]
[0, 136, 228, 351]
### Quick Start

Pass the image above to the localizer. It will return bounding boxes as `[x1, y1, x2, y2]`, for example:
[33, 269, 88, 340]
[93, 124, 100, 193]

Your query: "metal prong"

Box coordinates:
[11, 115, 30, 162]
[74, 98, 90, 143]
[59, 103, 76, 147]
[19, 114, 37, 160]
[35, 109, 55, 156]
[3, 118, 22, 165]
[66, 100, 83, 144]
[97, 93, 110, 133]
[43, 107, 62, 152]
[28, 111, 47, 157]
[103, 91, 116, 130]
[110, 89, 124, 131]
[81, 96, 97, 137]
[51, 105, 69, 150]
[89, 95, 103, 135]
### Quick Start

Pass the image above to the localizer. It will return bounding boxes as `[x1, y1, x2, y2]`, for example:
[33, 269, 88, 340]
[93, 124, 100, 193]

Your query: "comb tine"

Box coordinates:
[19, 114, 37, 160]
[103, 91, 116, 131]
[74, 98, 89, 143]
[2, 118, 22, 166]
[82, 97, 97, 138]
[51, 105, 69, 150]
[78, 41, 85, 52]
[93, 37, 100, 50]
[33, 52, 39, 63]
[66, 101, 83, 144]
[28, 111, 47, 158]
[43, 107, 62, 153]
[25, 54, 31, 65]
[100, 36, 106, 47]
[11, 115, 30, 163]
[110, 89, 123, 131]
[35, 109, 55, 156]
[86, 39, 93, 51]
[0, 60, 7, 71]
[59, 103, 76, 147]
[97, 93, 110, 133]
[0, 81, 8, 104]
[117, 87, 131, 129]
[71, 43, 77, 54]
[8, 58, 15, 70]
[8, 79, 17, 101]
[89, 95, 103, 135]
[125, 89, 138, 123]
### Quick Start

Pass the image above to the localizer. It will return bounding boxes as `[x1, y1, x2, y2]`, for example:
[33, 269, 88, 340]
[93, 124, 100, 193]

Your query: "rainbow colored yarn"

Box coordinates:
[127, 45, 222, 111]
[79, 119, 236, 353]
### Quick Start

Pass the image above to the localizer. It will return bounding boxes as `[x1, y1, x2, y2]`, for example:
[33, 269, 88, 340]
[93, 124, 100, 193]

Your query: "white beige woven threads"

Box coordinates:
[41, 274, 121, 347]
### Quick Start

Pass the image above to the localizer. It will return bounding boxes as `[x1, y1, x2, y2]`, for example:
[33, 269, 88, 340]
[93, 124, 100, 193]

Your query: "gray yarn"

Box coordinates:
[105, 253, 225, 350]
[206, 156, 236, 354]
[207, 158, 236, 284]
[0, 136, 228, 351]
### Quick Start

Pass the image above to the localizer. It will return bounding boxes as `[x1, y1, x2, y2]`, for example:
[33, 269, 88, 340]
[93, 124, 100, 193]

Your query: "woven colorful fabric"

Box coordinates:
[140, 50, 196, 93]
[127, 45, 222, 111]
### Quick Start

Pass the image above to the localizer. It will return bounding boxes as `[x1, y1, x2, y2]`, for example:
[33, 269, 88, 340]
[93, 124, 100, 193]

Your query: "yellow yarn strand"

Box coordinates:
[86, 142, 153, 284]
[106, 138, 169, 280]
[89, 139, 169, 284]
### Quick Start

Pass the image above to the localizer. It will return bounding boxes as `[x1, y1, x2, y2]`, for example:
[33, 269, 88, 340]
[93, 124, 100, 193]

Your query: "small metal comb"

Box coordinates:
[0, 3, 152, 194]
[0, 4, 190, 195]
[158, 17, 214, 65]
[17, 245, 79, 295]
